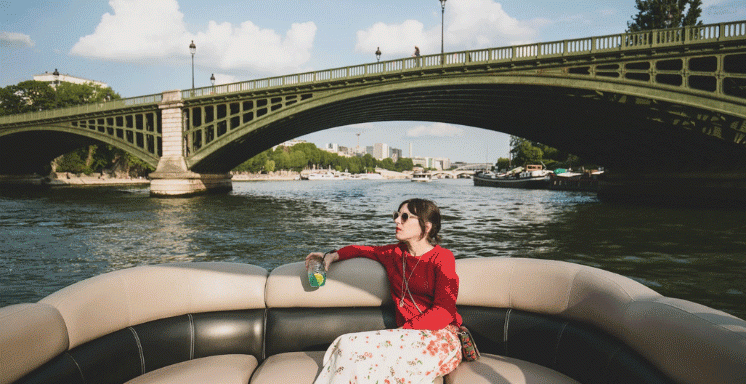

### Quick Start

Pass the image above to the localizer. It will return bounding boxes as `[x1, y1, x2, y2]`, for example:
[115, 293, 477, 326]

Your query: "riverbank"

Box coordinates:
[0, 169, 414, 187]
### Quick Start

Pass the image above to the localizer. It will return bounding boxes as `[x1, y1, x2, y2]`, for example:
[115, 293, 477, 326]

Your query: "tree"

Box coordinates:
[510, 137, 544, 166]
[627, 0, 703, 32]
[495, 157, 511, 172]
[394, 158, 414, 172]
[264, 160, 276, 172]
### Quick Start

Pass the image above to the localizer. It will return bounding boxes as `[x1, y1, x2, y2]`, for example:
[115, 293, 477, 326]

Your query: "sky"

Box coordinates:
[1, 0, 744, 163]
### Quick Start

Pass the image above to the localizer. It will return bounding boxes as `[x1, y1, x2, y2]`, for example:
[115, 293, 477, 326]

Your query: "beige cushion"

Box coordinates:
[124, 354, 257, 384]
[445, 354, 580, 384]
[266, 258, 392, 308]
[251, 351, 443, 384]
[0, 303, 69, 384]
[40, 262, 268, 348]
[456, 257, 661, 340]
[622, 297, 746, 384]
[250, 351, 324, 384]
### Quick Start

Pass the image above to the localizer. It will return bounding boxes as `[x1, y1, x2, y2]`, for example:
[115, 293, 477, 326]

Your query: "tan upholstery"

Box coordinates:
[266, 258, 392, 308]
[0, 303, 69, 384]
[456, 257, 746, 384]
[250, 351, 443, 384]
[250, 351, 324, 384]
[3, 258, 745, 384]
[445, 354, 580, 384]
[124, 354, 257, 384]
[40, 262, 268, 348]
[456, 257, 661, 340]
[622, 297, 746, 384]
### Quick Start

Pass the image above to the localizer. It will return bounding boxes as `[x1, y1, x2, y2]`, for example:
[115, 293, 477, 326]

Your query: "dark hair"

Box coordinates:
[398, 198, 441, 245]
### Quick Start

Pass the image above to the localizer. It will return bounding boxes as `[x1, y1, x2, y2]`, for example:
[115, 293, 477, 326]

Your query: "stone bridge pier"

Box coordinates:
[149, 90, 232, 197]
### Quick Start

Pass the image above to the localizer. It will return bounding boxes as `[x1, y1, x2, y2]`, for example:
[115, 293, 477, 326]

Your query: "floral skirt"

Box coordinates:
[314, 325, 462, 384]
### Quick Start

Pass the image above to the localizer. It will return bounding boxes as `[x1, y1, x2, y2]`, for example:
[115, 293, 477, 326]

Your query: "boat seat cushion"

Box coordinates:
[445, 354, 580, 384]
[249, 351, 444, 384]
[124, 354, 257, 384]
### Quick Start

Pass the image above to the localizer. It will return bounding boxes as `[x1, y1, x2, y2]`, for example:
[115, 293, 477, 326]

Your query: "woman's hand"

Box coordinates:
[305, 251, 338, 270]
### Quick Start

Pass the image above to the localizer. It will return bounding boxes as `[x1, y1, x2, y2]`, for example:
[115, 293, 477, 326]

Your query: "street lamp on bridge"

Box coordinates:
[440, 0, 447, 63]
[210, 73, 215, 86]
[189, 40, 196, 92]
[375, 47, 381, 62]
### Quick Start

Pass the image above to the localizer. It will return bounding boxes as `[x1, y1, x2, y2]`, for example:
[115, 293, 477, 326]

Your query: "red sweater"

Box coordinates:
[336, 243, 462, 330]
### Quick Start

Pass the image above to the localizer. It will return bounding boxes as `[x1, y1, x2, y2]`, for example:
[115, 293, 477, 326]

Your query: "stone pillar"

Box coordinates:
[149, 90, 232, 197]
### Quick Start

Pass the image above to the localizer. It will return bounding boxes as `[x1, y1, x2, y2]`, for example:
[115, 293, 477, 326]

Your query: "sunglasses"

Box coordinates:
[393, 211, 417, 222]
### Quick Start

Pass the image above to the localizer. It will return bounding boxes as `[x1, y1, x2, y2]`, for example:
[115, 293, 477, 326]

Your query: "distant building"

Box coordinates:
[323, 143, 339, 152]
[273, 139, 308, 150]
[435, 157, 451, 170]
[33, 69, 108, 89]
[390, 148, 402, 162]
[373, 143, 389, 160]
[411, 156, 451, 170]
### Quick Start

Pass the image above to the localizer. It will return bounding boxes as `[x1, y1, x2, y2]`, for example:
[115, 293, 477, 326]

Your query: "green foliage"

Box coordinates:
[232, 143, 415, 174]
[508, 136, 593, 170]
[264, 160, 276, 172]
[495, 157, 511, 171]
[627, 0, 702, 32]
[0, 80, 150, 176]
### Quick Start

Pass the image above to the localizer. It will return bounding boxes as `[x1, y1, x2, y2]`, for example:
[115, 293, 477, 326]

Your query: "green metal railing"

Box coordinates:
[183, 20, 745, 99]
[2, 20, 744, 126]
[0, 93, 162, 125]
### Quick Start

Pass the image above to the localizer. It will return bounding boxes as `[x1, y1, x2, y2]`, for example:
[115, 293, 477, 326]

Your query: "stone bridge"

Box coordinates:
[1, 20, 745, 203]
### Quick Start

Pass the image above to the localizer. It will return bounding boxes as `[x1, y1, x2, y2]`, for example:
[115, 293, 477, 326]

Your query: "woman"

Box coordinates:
[305, 198, 462, 384]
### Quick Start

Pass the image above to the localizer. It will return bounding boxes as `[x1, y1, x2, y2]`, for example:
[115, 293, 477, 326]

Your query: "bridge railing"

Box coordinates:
[2, 20, 745, 126]
[0, 93, 163, 125]
[178, 19, 745, 101]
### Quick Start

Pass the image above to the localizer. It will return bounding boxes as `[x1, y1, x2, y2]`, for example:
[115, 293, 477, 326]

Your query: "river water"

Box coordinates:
[1, 179, 744, 320]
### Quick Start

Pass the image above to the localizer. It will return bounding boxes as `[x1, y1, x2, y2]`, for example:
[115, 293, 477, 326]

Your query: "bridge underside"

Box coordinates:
[0, 131, 98, 175]
[190, 82, 746, 175]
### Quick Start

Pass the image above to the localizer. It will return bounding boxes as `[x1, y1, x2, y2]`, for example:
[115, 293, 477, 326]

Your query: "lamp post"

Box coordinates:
[375, 47, 381, 62]
[52, 68, 60, 87]
[189, 40, 196, 92]
[440, 0, 447, 63]
[210, 73, 215, 94]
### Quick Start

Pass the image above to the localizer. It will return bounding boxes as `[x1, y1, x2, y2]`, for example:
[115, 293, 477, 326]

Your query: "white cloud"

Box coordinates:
[0, 31, 34, 48]
[204, 20, 316, 73]
[355, 20, 433, 57]
[69, 0, 316, 75]
[407, 123, 463, 138]
[355, 0, 540, 56]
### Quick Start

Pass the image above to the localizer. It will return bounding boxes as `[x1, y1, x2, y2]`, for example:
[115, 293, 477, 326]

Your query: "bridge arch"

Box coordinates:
[0, 110, 162, 174]
[186, 73, 746, 174]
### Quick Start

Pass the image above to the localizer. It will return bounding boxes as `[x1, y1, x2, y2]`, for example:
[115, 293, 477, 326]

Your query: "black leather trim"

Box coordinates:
[14, 352, 84, 384]
[132, 314, 192, 373]
[67, 327, 143, 384]
[459, 306, 673, 384]
[15, 306, 673, 384]
[264, 306, 397, 357]
[193, 309, 264, 359]
[14, 309, 265, 384]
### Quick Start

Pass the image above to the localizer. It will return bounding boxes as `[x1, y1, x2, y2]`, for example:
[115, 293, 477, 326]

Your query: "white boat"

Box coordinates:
[353, 172, 384, 180]
[411, 172, 434, 182]
[2, 257, 744, 384]
[306, 171, 350, 180]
